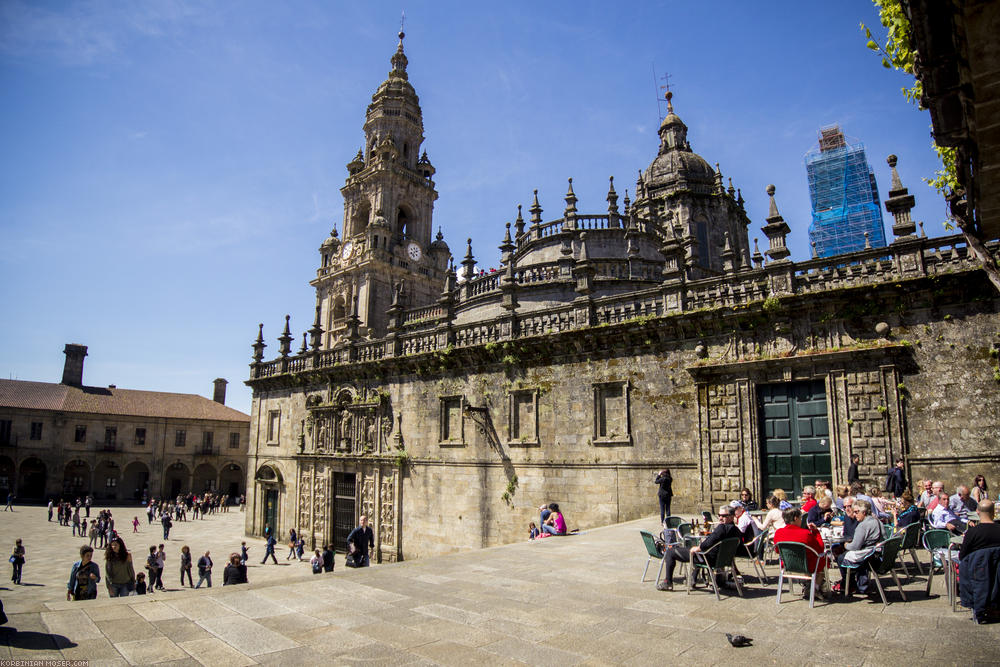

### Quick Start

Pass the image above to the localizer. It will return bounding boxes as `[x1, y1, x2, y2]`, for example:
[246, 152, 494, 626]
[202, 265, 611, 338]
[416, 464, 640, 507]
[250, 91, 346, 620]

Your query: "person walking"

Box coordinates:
[261, 533, 277, 564]
[72, 508, 82, 537]
[104, 537, 135, 598]
[4, 492, 13, 511]
[179, 545, 193, 587]
[222, 553, 247, 585]
[10, 539, 25, 585]
[346, 515, 375, 568]
[847, 454, 860, 486]
[88, 520, 99, 547]
[47, 499, 54, 521]
[67, 545, 100, 601]
[239, 541, 249, 565]
[321, 544, 334, 573]
[132, 516, 140, 533]
[155, 545, 166, 590]
[654, 469, 673, 524]
[310, 549, 323, 574]
[286, 528, 298, 560]
[196, 551, 213, 588]
[161, 512, 172, 540]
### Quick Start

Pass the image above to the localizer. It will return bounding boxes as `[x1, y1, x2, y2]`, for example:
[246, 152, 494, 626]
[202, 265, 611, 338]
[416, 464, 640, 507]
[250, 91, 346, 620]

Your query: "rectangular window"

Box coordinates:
[202, 431, 214, 455]
[104, 427, 117, 445]
[74, 425, 87, 443]
[594, 382, 630, 444]
[30, 422, 43, 440]
[267, 411, 280, 444]
[439, 396, 464, 444]
[508, 390, 539, 445]
[1, 420, 13, 446]
[229, 432, 240, 449]
[135, 428, 146, 446]
[105, 477, 117, 488]
[175, 430, 186, 447]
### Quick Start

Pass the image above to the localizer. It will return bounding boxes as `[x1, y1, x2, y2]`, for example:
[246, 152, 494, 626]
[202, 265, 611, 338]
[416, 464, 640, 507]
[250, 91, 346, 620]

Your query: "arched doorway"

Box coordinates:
[63, 460, 91, 497]
[93, 460, 120, 501]
[254, 464, 283, 537]
[17, 458, 47, 499]
[219, 463, 243, 498]
[193, 463, 217, 494]
[122, 462, 150, 503]
[163, 462, 190, 499]
[0, 456, 15, 498]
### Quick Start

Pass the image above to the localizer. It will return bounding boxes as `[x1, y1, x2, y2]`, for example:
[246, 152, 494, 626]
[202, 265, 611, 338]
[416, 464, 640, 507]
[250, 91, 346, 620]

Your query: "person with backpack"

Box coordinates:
[885, 458, 907, 499]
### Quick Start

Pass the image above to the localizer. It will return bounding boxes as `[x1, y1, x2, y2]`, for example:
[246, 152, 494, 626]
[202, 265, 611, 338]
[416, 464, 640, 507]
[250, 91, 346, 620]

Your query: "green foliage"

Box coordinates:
[861, 1, 958, 202]
[501, 475, 519, 507]
[501, 354, 518, 366]
[394, 448, 410, 468]
[762, 295, 782, 316]
[877, 405, 888, 414]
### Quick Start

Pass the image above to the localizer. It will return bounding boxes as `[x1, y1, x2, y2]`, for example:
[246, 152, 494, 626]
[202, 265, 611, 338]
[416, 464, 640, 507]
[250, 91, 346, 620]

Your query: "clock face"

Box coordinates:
[407, 242, 422, 262]
[341, 241, 354, 259]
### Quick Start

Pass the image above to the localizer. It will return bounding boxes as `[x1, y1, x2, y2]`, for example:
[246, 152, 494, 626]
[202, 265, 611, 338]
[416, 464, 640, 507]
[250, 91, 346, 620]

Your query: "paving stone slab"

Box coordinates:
[131, 600, 187, 622]
[480, 636, 587, 666]
[115, 636, 190, 665]
[197, 615, 299, 656]
[180, 636, 258, 667]
[96, 616, 163, 643]
[410, 639, 526, 666]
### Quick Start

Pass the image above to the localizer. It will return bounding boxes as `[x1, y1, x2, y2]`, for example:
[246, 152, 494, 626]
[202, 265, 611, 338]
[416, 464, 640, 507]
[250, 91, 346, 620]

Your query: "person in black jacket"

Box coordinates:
[346, 515, 375, 567]
[222, 553, 247, 585]
[656, 506, 742, 591]
[887, 458, 907, 498]
[654, 469, 673, 524]
[847, 454, 860, 486]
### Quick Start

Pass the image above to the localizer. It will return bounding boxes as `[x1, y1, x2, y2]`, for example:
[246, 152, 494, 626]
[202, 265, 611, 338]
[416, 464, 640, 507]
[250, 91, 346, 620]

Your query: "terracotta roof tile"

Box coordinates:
[0, 379, 249, 422]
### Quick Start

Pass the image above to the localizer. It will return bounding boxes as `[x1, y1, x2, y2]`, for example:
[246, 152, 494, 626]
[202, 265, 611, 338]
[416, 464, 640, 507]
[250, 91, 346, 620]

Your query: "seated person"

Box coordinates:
[656, 505, 742, 591]
[930, 491, 965, 535]
[815, 480, 833, 500]
[806, 496, 834, 527]
[774, 508, 826, 597]
[539, 504, 552, 527]
[834, 485, 850, 511]
[851, 482, 889, 522]
[835, 499, 882, 596]
[959, 500, 1000, 561]
[891, 490, 920, 530]
[756, 496, 785, 537]
[799, 486, 818, 514]
[841, 500, 860, 541]
[949, 486, 978, 523]
[923, 481, 945, 511]
[731, 502, 758, 548]
[867, 487, 891, 520]
[737, 488, 759, 512]
[541, 503, 566, 535]
[772, 488, 793, 511]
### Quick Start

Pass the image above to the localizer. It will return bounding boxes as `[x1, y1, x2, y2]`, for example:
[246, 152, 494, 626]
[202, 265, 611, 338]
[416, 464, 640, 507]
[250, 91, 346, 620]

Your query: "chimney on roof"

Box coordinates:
[213, 378, 228, 405]
[62, 344, 88, 386]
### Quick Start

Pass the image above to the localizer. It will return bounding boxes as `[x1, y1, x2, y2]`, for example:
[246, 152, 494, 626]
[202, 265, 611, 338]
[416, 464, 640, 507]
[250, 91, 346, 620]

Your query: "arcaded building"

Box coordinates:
[244, 33, 1000, 561]
[0, 345, 249, 502]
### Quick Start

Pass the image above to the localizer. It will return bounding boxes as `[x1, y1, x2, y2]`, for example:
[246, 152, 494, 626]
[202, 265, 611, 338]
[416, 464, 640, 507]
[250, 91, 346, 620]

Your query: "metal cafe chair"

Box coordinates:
[687, 537, 744, 601]
[639, 530, 666, 585]
[775, 541, 826, 608]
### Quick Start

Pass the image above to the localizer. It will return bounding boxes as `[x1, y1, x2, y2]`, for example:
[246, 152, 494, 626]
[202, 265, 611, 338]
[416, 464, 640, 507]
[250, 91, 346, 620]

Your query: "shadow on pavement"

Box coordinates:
[0, 627, 77, 650]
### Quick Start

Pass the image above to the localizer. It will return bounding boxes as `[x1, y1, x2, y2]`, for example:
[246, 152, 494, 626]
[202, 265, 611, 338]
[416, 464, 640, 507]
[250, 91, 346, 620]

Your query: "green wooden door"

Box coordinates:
[759, 380, 830, 497]
[264, 488, 278, 535]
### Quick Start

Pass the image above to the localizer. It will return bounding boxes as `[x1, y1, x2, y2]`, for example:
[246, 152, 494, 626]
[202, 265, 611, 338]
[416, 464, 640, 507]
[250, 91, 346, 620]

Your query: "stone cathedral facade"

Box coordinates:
[244, 34, 1000, 561]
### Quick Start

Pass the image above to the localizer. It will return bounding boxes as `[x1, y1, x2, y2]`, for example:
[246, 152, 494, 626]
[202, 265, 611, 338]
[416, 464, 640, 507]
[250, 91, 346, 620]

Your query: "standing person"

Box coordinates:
[261, 533, 278, 564]
[295, 536, 305, 561]
[321, 544, 334, 573]
[145, 547, 161, 593]
[847, 454, 860, 486]
[179, 545, 193, 587]
[239, 542, 249, 565]
[10, 539, 25, 585]
[286, 529, 298, 560]
[4, 492, 13, 511]
[72, 508, 81, 537]
[346, 515, 375, 568]
[155, 545, 166, 590]
[47, 499, 54, 521]
[132, 516, 140, 533]
[196, 551, 213, 588]
[223, 553, 247, 585]
[654, 469, 673, 524]
[886, 458, 907, 499]
[104, 537, 135, 598]
[971, 476, 990, 504]
[147, 503, 154, 525]
[84, 495, 92, 518]
[67, 545, 100, 601]
[88, 520, 99, 547]
[161, 512, 172, 540]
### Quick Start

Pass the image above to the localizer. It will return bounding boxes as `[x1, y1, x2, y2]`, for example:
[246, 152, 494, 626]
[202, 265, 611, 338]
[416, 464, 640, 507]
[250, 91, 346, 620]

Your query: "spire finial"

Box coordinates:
[885, 153, 917, 238]
[766, 184, 778, 218]
[665, 90, 674, 114]
[529, 189, 543, 225]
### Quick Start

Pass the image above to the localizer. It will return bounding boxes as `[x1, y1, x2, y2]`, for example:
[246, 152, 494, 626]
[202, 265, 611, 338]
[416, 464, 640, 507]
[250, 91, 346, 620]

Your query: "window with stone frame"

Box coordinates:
[0, 420, 10, 446]
[267, 410, 281, 444]
[593, 381, 631, 444]
[439, 396, 464, 445]
[134, 428, 146, 446]
[74, 425, 86, 443]
[229, 432, 240, 449]
[175, 429, 186, 447]
[508, 389, 539, 445]
[104, 427, 117, 445]
[202, 431, 214, 454]
[30, 422, 42, 440]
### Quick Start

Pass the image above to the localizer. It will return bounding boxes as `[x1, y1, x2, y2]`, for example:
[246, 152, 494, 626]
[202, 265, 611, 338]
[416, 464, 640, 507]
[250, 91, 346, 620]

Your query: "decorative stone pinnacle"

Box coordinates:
[761, 185, 791, 263]
[564, 178, 577, 217]
[665, 90, 673, 113]
[252, 323, 267, 363]
[529, 189, 543, 224]
[864, 231, 871, 249]
[884, 153, 917, 238]
[278, 315, 293, 357]
[607, 176, 619, 215]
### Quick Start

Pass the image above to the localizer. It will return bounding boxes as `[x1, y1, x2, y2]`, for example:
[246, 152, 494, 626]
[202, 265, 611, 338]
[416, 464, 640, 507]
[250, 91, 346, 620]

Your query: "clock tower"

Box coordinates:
[312, 31, 450, 346]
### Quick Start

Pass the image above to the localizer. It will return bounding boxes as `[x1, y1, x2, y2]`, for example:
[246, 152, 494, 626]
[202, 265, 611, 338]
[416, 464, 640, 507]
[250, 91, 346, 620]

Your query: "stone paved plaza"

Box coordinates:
[1, 506, 998, 666]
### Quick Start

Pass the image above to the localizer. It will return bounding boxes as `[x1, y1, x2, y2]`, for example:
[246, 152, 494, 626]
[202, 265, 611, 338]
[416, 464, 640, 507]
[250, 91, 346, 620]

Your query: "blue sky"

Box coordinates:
[0, 1, 947, 413]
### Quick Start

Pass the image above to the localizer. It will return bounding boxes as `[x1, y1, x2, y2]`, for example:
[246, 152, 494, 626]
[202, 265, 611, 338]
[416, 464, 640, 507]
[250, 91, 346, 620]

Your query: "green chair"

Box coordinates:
[775, 541, 826, 608]
[736, 531, 770, 584]
[922, 529, 955, 604]
[639, 530, 666, 585]
[664, 516, 684, 529]
[687, 537, 744, 601]
[677, 523, 693, 539]
[897, 521, 923, 578]
[867, 536, 908, 608]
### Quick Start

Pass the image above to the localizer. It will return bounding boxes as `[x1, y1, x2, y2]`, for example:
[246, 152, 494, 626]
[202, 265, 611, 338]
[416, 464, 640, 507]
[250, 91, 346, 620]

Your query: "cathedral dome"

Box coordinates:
[645, 148, 715, 185]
